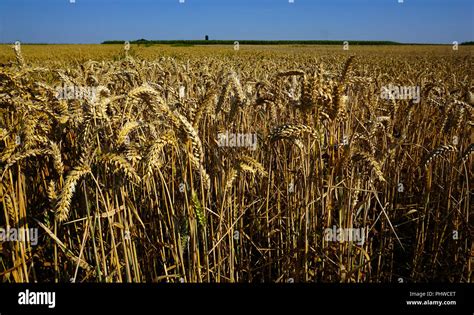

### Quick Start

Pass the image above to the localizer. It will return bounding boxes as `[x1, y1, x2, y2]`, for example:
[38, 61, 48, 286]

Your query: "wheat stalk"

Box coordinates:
[56, 163, 91, 222]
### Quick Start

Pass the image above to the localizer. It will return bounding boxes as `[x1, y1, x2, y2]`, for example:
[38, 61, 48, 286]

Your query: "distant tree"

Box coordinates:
[205, 35, 209, 41]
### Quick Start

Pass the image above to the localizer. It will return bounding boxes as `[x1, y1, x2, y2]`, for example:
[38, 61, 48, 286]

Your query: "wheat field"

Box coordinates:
[0, 44, 472, 283]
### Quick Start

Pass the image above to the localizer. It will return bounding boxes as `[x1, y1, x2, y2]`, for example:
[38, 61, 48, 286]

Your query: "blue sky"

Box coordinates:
[0, 0, 472, 44]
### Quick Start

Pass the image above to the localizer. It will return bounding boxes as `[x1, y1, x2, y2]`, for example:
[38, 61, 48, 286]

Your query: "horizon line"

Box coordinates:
[2, 39, 473, 46]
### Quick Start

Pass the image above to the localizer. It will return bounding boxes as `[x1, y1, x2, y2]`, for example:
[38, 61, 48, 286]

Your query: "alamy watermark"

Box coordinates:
[0, 227, 38, 246]
[380, 84, 420, 103]
[324, 225, 367, 246]
[217, 131, 257, 150]
[18, 289, 55, 309]
[55, 85, 97, 101]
